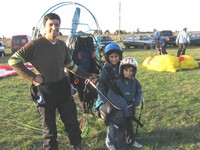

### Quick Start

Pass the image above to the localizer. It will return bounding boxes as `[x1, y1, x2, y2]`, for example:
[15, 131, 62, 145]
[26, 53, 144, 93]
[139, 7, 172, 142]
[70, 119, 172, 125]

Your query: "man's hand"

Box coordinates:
[33, 75, 44, 86]
[88, 73, 98, 83]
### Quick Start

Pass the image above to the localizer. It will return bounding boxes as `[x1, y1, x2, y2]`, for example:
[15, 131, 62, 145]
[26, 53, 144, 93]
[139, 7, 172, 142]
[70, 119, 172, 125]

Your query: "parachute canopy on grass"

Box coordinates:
[178, 55, 199, 69]
[143, 55, 199, 72]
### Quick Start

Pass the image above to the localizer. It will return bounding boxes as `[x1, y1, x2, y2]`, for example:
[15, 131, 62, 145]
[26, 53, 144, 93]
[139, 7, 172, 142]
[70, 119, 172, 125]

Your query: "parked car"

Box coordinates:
[0, 42, 5, 57]
[158, 30, 176, 46]
[189, 34, 200, 46]
[94, 35, 114, 51]
[11, 35, 31, 54]
[123, 35, 155, 49]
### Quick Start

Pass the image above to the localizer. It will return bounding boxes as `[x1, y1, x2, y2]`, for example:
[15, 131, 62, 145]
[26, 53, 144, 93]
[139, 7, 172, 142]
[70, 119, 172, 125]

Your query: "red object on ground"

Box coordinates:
[0, 64, 33, 79]
[179, 56, 185, 61]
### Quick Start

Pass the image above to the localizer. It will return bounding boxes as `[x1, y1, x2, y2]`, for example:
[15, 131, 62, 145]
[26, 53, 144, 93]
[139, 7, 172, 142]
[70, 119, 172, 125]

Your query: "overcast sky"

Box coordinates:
[1, 0, 199, 37]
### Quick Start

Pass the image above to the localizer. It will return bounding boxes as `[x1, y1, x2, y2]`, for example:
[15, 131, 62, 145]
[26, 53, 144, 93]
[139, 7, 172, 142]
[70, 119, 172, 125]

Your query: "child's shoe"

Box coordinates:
[132, 141, 143, 148]
[105, 142, 116, 150]
[73, 143, 83, 150]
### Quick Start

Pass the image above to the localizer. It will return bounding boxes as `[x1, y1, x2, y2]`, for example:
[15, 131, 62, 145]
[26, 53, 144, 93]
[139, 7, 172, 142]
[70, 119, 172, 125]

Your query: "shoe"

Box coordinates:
[105, 142, 117, 150]
[132, 141, 143, 148]
[73, 144, 83, 150]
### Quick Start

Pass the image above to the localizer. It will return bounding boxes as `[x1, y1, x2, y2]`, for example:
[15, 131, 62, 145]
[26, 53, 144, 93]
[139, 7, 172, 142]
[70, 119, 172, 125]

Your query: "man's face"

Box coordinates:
[44, 19, 60, 39]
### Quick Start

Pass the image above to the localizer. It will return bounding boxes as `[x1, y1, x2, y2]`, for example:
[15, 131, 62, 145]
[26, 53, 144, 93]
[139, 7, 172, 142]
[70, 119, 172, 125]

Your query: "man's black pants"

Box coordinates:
[37, 77, 82, 149]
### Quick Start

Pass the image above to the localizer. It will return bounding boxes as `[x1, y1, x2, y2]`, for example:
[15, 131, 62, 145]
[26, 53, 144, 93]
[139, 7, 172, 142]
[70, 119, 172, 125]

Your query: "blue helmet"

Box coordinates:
[104, 42, 123, 61]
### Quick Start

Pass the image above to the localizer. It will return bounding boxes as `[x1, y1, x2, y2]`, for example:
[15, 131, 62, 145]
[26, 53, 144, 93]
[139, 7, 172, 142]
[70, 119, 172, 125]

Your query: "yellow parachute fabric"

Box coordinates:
[143, 54, 199, 72]
[179, 55, 199, 69]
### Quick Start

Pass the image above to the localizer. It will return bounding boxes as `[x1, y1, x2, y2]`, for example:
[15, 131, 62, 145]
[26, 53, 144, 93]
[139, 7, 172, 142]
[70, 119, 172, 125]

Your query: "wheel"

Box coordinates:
[143, 44, 150, 49]
[0, 52, 5, 57]
[124, 44, 130, 48]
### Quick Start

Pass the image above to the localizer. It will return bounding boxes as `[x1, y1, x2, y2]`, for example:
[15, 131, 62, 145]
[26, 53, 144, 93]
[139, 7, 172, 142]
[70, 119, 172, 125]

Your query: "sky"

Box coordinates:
[1, 0, 200, 38]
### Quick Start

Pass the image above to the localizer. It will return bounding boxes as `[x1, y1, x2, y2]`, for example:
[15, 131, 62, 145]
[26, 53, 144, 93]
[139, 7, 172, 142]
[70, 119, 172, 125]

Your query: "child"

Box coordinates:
[158, 38, 168, 55]
[94, 42, 123, 150]
[153, 30, 161, 54]
[107, 57, 143, 149]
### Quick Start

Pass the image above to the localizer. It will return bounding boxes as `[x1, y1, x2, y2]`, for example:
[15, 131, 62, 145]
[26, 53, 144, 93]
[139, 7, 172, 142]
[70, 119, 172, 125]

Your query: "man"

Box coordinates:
[176, 27, 190, 57]
[8, 13, 98, 150]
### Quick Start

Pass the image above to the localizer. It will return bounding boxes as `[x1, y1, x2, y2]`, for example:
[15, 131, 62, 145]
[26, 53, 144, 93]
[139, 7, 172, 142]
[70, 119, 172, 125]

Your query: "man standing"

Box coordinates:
[8, 13, 98, 150]
[176, 27, 190, 57]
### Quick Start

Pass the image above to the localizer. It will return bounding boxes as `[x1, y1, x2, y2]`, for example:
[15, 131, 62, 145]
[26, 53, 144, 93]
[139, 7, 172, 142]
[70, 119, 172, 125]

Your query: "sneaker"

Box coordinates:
[73, 144, 83, 150]
[132, 141, 143, 148]
[105, 142, 117, 150]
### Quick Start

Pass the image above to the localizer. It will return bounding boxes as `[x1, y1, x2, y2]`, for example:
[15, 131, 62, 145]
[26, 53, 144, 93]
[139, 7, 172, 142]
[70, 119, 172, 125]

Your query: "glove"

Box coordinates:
[88, 73, 99, 84]
[134, 97, 145, 107]
[134, 100, 140, 107]
[75, 67, 98, 83]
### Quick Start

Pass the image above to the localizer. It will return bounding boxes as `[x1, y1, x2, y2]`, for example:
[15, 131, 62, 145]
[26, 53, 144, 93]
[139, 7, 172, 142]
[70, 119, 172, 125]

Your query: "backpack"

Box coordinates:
[69, 35, 99, 113]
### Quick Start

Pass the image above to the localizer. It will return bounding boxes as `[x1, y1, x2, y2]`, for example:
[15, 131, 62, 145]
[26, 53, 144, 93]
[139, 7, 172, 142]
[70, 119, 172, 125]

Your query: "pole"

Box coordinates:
[118, 1, 121, 41]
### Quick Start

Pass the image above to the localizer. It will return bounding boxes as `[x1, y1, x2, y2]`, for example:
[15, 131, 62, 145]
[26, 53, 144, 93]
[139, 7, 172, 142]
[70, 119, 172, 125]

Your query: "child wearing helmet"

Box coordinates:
[107, 57, 143, 149]
[93, 42, 123, 150]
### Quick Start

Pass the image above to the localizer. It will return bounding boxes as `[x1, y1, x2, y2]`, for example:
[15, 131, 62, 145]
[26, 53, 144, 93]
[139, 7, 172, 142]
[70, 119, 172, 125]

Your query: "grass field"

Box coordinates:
[0, 45, 200, 150]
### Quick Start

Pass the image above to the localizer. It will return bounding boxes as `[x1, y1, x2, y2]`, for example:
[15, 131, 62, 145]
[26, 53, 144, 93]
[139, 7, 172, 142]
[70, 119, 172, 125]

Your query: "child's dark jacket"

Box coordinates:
[96, 63, 119, 103]
[108, 77, 142, 118]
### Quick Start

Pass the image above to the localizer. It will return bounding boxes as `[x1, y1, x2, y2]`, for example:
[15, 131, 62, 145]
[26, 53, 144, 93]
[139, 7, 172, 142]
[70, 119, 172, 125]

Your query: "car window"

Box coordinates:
[101, 36, 112, 41]
[190, 34, 197, 39]
[135, 36, 141, 40]
[125, 36, 134, 40]
[12, 37, 21, 44]
[162, 31, 172, 36]
[190, 34, 195, 38]
[196, 34, 200, 38]
[21, 38, 27, 44]
[143, 36, 150, 40]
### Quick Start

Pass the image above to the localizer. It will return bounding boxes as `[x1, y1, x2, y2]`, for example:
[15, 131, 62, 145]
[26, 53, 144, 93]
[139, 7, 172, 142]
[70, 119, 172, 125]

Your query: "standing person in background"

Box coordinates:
[153, 30, 161, 54]
[159, 38, 168, 55]
[8, 13, 98, 150]
[176, 27, 190, 57]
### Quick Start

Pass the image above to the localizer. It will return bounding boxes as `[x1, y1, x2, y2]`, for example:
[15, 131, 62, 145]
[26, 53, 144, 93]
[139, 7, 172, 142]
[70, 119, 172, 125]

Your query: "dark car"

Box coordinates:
[158, 30, 176, 46]
[94, 35, 114, 50]
[189, 34, 200, 46]
[123, 35, 155, 49]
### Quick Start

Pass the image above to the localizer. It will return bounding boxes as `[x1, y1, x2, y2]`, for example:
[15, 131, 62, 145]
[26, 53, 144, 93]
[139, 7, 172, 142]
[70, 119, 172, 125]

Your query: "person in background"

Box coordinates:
[107, 57, 143, 150]
[176, 27, 190, 57]
[8, 13, 98, 150]
[153, 30, 161, 54]
[158, 38, 168, 55]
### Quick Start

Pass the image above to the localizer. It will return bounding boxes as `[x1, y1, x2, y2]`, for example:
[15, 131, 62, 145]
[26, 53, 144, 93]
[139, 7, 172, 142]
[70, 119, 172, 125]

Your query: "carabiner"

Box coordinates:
[74, 79, 79, 85]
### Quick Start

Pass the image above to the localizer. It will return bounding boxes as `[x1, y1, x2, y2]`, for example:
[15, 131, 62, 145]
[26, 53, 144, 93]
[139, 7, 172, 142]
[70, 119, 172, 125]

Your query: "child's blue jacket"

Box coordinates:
[108, 77, 142, 118]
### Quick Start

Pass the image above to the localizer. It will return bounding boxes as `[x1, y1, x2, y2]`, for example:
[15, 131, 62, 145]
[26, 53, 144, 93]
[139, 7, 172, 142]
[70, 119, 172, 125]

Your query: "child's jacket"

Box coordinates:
[108, 77, 142, 118]
[96, 63, 119, 103]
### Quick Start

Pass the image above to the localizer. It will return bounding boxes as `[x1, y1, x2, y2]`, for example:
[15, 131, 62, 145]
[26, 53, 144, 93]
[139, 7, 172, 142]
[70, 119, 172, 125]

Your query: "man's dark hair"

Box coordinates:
[43, 13, 61, 26]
